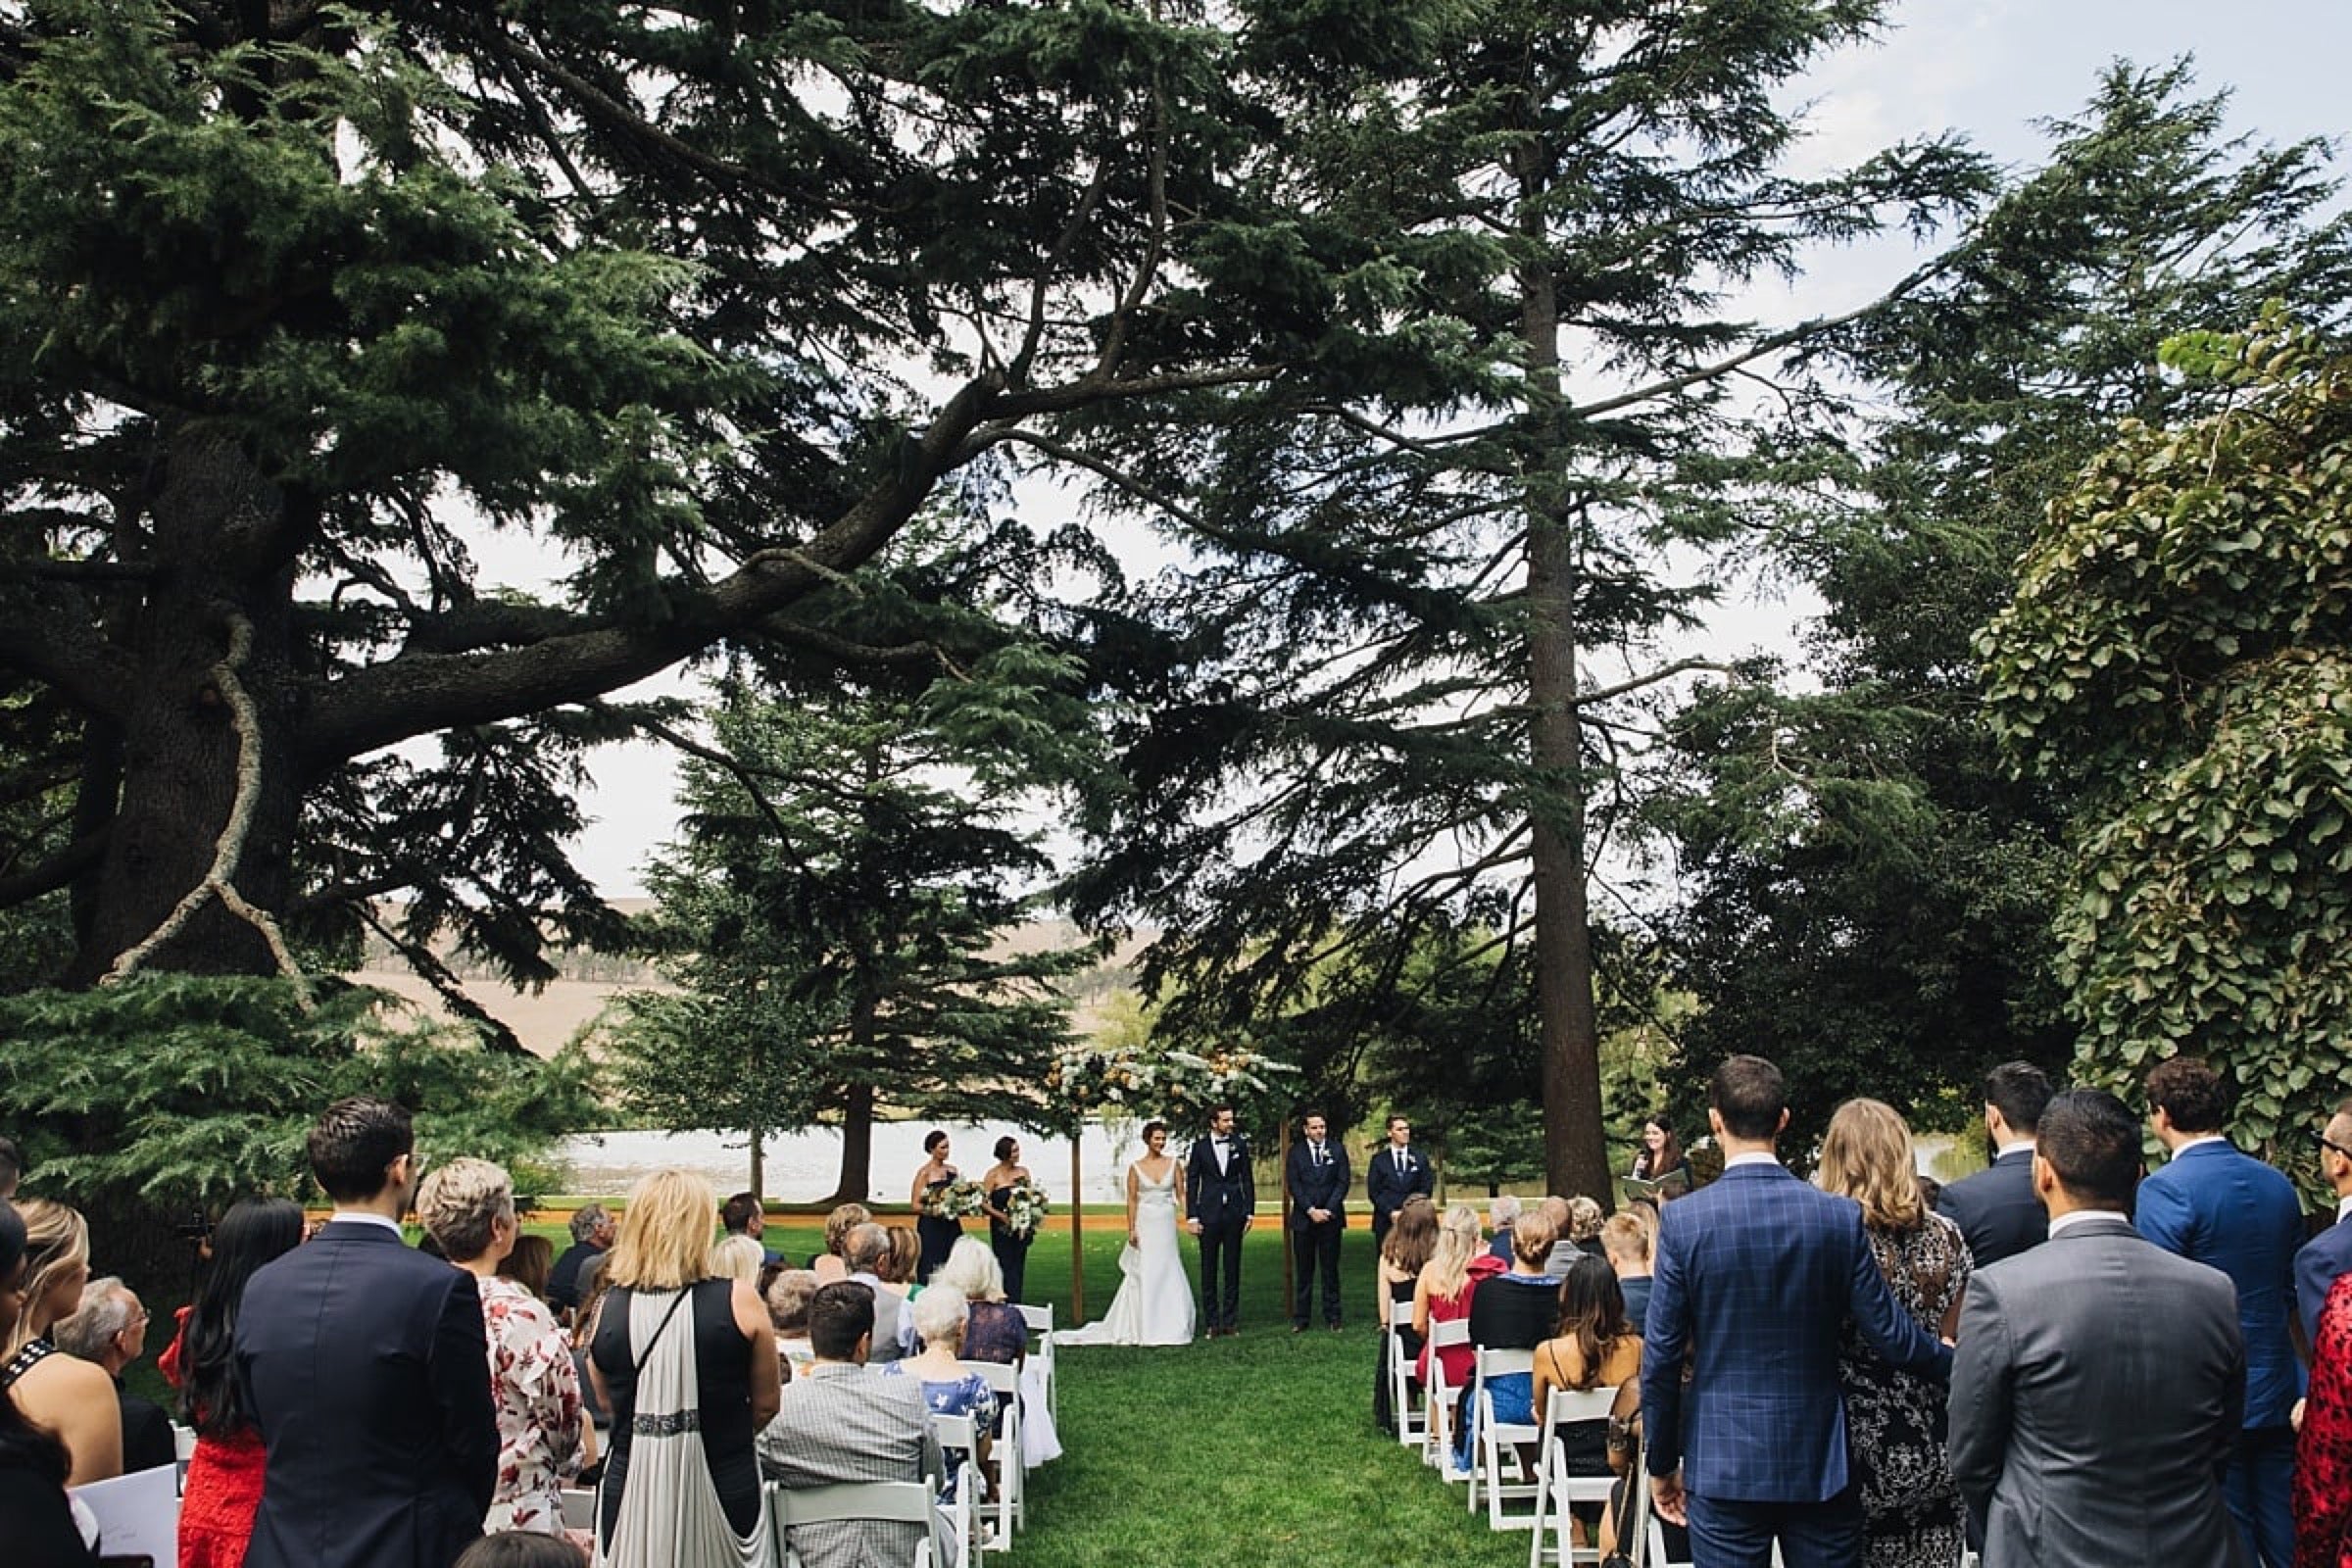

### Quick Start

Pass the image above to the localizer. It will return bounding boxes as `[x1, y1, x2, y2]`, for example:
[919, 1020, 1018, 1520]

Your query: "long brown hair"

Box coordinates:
[1551, 1253, 1633, 1388]
[1381, 1195, 1439, 1274]
[1638, 1120, 1684, 1179]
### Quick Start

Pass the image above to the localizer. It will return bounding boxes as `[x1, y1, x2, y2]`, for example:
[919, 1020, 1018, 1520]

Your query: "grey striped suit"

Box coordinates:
[757, 1361, 951, 1568]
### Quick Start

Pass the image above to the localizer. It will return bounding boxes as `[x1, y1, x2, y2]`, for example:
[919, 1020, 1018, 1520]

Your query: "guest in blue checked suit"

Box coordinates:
[1641, 1055, 1952, 1568]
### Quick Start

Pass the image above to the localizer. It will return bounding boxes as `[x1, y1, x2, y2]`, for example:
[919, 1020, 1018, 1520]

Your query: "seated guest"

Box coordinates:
[766, 1270, 821, 1381]
[881, 1226, 923, 1299]
[51, 1276, 173, 1474]
[1413, 1203, 1505, 1468]
[453, 1532, 587, 1568]
[928, 1239, 1026, 1366]
[1460, 1209, 1566, 1467]
[844, 1224, 910, 1362]
[1, 1200, 99, 1568]
[879, 1286, 998, 1500]
[418, 1157, 590, 1538]
[4, 1200, 121, 1484]
[163, 1199, 304, 1568]
[810, 1203, 870, 1286]
[759, 1282, 952, 1568]
[568, 1279, 611, 1434]
[708, 1234, 764, 1286]
[1538, 1197, 1581, 1275]
[1568, 1198, 1606, 1258]
[1532, 1255, 1642, 1543]
[0, 1139, 19, 1201]
[499, 1235, 556, 1301]
[1376, 1196, 1438, 1435]
[547, 1205, 613, 1322]
[1485, 1196, 1523, 1265]
[1598, 1214, 1654, 1332]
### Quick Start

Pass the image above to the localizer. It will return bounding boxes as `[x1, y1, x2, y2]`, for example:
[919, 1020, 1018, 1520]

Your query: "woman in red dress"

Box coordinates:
[160, 1199, 303, 1568]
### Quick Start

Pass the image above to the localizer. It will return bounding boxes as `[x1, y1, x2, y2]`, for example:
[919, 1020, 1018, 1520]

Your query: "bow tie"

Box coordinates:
[1213, 1139, 1229, 1147]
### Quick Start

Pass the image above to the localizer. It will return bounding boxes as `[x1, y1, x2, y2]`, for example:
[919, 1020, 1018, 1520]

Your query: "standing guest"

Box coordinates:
[2296, 1274, 2352, 1568]
[2139, 1055, 2303, 1568]
[1185, 1104, 1254, 1338]
[1285, 1110, 1351, 1333]
[765, 1269, 822, 1381]
[980, 1137, 1036, 1305]
[878, 1285, 999, 1502]
[810, 1203, 870, 1287]
[1816, 1099, 1972, 1568]
[721, 1193, 781, 1267]
[1935, 1061, 2052, 1270]
[1414, 1202, 1506, 1468]
[910, 1131, 964, 1284]
[1642, 1055, 1951, 1568]
[1949, 1088, 2246, 1567]
[1460, 1209, 1567, 1470]
[1375, 1195, 1439, 1435]
[51, 1276, 173, 1475]
[1367, 1114, 1435, 1247]
[1632, 1120, 1685, 1184]
[842, 1224, 910, 1362]
[1599, 1213, 1655, 1333]
[547, 1205, 614, 1322]
[759, 1282, 951, 1568]
[417, 1157, 590, 1539]
[3, 1200, 121, 1484]
[163, 1198, 304, 1568]
[587, 1168, 779, 1568]
[498, 1234, 555, 1301]
[1485, 1195, 1523, 1264]
[2297, 1099, 2352, 1351]
[0, 1198, 101, 1568]
[236, 1100, 500, 1568]
[1533, 1254, 1644, 1547]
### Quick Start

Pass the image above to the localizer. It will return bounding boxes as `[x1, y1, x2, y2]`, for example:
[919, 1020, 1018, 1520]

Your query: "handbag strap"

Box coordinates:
[627, 1288, 694, 1381]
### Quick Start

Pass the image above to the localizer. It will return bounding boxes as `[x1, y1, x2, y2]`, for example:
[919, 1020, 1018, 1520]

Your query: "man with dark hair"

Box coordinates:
[236, 1097, 498, 1568]
[1936, 1060, 2054, 1268]
[1642, 1054, 1950, 1568]
[724, 1190, 784, 1266]
[2295, 1099, 2352, 1349]
[1949, 1089, 2247, 1567]
[842, 1222, 908, 1360]
[759, 1281, 948, 1568]
[1365, 1112, 1433, 1246]
[547, 1201, 614, 1319]
[2137, 1055, 2302, 1568]
[1186, 1103, 1253, 1338]
[1284, 1111, 1349, 1332]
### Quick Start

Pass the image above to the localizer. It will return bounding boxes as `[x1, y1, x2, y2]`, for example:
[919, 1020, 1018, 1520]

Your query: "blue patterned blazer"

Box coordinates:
[1641, 1159, 1951, 1502]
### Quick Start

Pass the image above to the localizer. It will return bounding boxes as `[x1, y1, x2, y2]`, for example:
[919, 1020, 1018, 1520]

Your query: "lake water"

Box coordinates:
[553, 1122, 1152, 1203]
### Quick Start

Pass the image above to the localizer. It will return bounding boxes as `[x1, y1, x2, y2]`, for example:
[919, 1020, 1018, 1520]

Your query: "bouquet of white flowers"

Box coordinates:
[921, 1179, 988, 1220]
[1001, 1176, 1049, 1238]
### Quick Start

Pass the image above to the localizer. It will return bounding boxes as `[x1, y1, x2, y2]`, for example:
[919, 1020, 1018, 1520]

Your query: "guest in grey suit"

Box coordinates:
[1947, 1088, 2247, 1568]
[757, 1281, 951, 1568]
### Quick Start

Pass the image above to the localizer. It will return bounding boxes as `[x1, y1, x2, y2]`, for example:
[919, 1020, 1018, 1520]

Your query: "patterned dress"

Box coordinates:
[879, 1364, 998, 1502]
[1839, 1212, 1972, 1568]
[478, 1274, 585, 1535]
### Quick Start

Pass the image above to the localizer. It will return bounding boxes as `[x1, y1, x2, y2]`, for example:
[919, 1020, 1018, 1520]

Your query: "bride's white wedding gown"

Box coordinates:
[1057, 1159, 1196, 1347]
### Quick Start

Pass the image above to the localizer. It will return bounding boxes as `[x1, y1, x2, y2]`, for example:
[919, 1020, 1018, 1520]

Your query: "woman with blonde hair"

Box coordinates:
[1817, 1098, 1971, 1568]
[2, 1199, 121, 1484]
[587, 1170, 779, 1568]
[1413, 1201, 1504, 1463]
[707, 1235, 763, 1286]
[810, 1202, 868, 1285]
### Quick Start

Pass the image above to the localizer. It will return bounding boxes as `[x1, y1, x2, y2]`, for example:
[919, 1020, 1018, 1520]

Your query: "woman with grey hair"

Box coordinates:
[877, 1286, 996, 1503]
[416, 1158, 590, 1538]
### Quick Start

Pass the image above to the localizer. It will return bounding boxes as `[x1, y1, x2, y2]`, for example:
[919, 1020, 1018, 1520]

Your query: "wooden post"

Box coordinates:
[1279, 1116, 1293, 1314]
[1069, 1126, 1086, 1324]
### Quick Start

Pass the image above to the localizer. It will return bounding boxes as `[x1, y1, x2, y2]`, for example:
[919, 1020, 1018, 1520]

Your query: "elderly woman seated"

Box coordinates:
[877, 1286, 997, 1502]
[927, 1239, 1026, 1366]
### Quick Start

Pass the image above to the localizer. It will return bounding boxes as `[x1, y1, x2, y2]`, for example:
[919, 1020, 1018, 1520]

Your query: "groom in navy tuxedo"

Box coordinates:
[1187, 1104, 1254, 1337]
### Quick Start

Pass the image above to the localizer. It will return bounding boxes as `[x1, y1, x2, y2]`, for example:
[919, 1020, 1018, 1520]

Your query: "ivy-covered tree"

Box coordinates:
[1981, 310, 2352, 1175]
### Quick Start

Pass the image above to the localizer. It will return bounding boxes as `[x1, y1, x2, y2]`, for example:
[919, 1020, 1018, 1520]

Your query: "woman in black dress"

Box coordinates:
[1373, 1195, 1438, 1434]
[910, 1129, 962, 1283]
[980, 1136, 1034, 1304]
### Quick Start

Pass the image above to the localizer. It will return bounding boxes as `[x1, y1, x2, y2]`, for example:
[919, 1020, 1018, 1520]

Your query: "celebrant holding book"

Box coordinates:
[911, 1131, 963, 1283]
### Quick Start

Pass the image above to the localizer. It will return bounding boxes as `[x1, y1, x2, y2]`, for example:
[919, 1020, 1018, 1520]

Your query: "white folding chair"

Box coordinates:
[926, 1412, 984, 1568]
[766, 1477, 940, 1568]
[958, 1357, 1024, 1540]
[1014, 1301, 1057, 1424]
[1388, 1298, 1428, 1448]
[1424, 1317, 1473, 1481]
[1469, 1346, 1543, 1529]
[560, 1488, 598, 1533]
[1528, 1387, 1623, 1567]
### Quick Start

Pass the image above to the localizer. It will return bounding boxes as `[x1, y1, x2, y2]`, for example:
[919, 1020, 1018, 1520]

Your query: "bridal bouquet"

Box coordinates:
[921, 1179, 988, 1219]
[1001, 1176, 1049, 1238]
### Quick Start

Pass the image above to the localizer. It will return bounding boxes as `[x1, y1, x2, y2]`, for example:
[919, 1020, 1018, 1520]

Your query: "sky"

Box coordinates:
[535, 0, 2352, 897]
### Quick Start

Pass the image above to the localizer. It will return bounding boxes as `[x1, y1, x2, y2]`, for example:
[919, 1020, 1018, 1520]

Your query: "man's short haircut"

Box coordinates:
[1983, 1060, 2054, 1135]
[2146, 1055, 2229, 1134]
[721, 1193, 760, 1234]
[808, 1280, 877, 1360]
[569, 1203, 610, 1244]
[415, 1157, 514, 1263]
[765, 1269, 821, 1336]
[1387, 1113, 1409, 1130]
[52, 1277, 134, 1360]
[1300, 1110, 1325, 1128]
[1209, 1103, 1236, 1122]
[1709, 1055, 1786, 1141]
[306, 1096, 415, 1201]
[844, 1221, 891, 1276]
[2036, 1089, 2144, 1208]
[1599, 1212, 1650, 1263]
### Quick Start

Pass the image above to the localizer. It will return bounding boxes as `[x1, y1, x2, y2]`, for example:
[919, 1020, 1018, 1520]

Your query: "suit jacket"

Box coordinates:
[2136, 1139, 2305, 1428]
[234, 1220, 499, 1568]
[1948, 1214, 2246, 1568]
[1936, 1148, 2047, 1268]
[2297, 1215, 2352, 1349]
[1641, 1159, 1950, 1503]
[1186, 1136, 1254, 1229]
[757, 1361, 950, 1568]
[1285, 1140, 1350, 1228]
[1365, 1146, 1433, 1231]
[117, 1380, 176, 1475]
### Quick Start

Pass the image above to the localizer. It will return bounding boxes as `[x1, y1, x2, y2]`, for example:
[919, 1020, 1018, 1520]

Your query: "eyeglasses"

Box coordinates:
[2319, 1132, 2352, 1160]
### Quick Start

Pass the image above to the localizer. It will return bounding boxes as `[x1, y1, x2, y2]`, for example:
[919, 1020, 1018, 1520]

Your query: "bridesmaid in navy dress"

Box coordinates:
[911, 1129, 963, 1283]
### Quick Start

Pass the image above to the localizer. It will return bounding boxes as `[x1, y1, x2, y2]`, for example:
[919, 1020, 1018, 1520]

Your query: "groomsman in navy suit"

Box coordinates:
[2138, 1055, 2304, 1568]
[2296, 1099, 2352, 1349]
[1285, 1111, 1350, 1331]
[1365, 1114, 1432, 1246]
[1642, 1055, 1951, 1568]
[1935, 1060, 2052, 1269]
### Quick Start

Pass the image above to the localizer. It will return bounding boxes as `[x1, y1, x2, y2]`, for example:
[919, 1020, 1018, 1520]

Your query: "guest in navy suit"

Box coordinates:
[2137, 1055, 2304, 1568]
[1934, 1059, 2053, 1269]
[1642, 1055, 1951, 1568]
[235, 1097, 499, 1568]
[2296, 1100, 2352, 1351]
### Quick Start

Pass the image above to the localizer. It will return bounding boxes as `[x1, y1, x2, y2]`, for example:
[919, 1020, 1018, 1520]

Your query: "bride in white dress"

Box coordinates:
[1058, 1120, 1196, 1346]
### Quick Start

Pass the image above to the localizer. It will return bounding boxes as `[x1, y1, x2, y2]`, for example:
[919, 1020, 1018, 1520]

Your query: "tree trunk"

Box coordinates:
[831, 1078, 877, 1203]
[748, 1120, 764, 1203]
